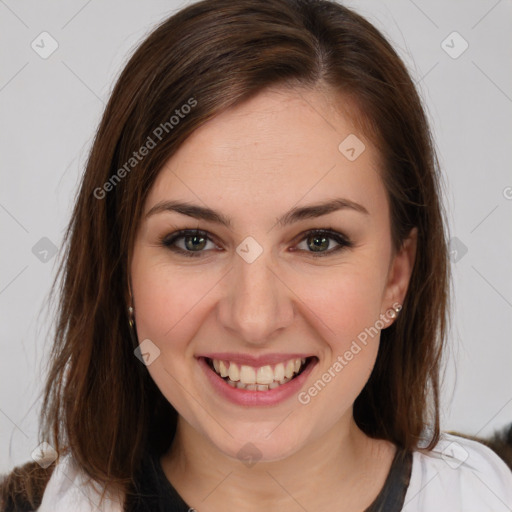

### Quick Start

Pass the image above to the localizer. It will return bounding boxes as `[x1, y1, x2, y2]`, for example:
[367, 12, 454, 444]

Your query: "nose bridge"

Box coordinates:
[219, 239, 294, 344]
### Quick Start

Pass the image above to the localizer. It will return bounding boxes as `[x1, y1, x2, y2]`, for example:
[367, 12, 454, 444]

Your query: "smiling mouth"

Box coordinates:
[204, 356, 316, 391]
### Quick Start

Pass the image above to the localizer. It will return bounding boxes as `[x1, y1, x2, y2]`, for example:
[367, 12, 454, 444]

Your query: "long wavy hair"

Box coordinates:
[1, 0, 449, 509]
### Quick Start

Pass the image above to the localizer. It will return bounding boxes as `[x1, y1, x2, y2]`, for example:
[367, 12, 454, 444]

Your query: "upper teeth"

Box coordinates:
[212, 358, 306, 385]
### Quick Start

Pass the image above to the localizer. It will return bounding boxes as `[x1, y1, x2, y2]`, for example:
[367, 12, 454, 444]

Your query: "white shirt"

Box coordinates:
[38, 432, 512, 511]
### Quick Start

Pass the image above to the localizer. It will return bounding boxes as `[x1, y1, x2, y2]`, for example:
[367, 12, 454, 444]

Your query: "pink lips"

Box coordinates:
[197, 355, 317, 406]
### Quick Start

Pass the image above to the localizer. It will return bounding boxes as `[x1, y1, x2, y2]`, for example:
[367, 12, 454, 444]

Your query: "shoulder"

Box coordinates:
[402, 431, 512, 512]
[37, 454, 124, 512]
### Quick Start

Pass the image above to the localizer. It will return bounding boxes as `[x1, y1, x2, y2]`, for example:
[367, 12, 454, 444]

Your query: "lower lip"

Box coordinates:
[198, 356, 317, 406]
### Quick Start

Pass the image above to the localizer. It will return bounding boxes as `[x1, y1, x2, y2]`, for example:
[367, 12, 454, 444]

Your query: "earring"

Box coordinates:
[128, 305, 139, 350]
[387, 303, 402, 319]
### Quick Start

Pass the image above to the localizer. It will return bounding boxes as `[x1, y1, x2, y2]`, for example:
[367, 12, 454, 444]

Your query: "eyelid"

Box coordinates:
[160, 227, 353, 258]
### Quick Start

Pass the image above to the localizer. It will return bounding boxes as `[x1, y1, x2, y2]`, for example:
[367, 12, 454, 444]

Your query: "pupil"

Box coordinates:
[309, 235, 328, 252]
[186, 235, 206, 251]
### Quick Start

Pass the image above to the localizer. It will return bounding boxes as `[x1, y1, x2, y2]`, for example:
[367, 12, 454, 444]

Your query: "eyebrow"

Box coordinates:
[145, 198, 369, 228]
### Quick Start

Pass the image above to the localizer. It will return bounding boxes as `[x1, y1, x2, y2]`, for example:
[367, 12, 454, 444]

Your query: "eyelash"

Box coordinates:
[159, 228, 354, 258]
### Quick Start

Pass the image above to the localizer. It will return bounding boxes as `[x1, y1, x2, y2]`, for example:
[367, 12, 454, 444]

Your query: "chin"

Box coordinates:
[203, 420, 310, 464]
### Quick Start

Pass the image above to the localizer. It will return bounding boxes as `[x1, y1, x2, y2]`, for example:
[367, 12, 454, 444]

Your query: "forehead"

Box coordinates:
[144, 87, 387, 223]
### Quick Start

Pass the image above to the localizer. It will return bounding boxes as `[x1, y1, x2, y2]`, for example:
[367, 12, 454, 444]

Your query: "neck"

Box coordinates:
[160, 412, 395, 511]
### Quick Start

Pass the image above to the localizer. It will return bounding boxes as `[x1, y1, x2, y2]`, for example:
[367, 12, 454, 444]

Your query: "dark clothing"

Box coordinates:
[125, 444, 412, 512]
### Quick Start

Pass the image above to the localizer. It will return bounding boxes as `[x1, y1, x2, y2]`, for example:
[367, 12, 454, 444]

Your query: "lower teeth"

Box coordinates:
[226, 378, 291, 391]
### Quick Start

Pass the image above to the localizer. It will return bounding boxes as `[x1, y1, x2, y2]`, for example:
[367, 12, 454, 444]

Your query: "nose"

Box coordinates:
[217, 246, 295, 346]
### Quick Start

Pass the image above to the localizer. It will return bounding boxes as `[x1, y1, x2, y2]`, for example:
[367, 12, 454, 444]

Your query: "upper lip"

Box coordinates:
[199, 352, 314, 367]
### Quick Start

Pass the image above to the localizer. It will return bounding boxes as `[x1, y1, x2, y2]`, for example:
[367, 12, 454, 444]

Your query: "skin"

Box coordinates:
[130, 86, 417, 511]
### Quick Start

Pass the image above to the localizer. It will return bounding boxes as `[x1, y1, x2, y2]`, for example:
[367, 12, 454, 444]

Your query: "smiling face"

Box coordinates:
[130, 86, 416, 462]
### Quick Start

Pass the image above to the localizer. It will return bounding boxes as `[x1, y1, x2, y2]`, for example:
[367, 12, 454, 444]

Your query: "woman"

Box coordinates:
[2, 0, 511, 510]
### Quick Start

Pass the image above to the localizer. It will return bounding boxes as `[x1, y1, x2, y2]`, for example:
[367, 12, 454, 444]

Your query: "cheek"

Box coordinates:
[131, 259, 216, 345]
[130, 254, 221, 411]
[289, 261, 389, 346]
[288, 257, 388, 401]
[294, 269, 385, 419]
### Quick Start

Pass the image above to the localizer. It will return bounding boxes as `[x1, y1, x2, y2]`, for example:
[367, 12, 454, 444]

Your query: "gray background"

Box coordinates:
[1, 0, 511, 473]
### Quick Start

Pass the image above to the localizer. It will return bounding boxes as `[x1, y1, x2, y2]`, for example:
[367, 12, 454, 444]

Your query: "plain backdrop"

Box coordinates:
[1, 0, 511, 473]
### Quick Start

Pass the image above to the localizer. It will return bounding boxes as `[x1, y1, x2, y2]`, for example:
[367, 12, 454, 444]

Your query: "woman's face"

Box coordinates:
[130, 87, 416, 461]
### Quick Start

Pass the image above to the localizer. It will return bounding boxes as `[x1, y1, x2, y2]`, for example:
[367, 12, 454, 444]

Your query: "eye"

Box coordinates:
[160, 228, 353, 258]
[161, 229, 218, 257]
[293, 229, 353, 257]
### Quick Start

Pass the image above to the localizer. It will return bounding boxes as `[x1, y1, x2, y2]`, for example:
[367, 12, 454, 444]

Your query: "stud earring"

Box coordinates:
[387, 303, 402, 319]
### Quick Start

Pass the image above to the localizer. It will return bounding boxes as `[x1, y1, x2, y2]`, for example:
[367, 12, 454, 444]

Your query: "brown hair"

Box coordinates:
[1, 0, 449, 508]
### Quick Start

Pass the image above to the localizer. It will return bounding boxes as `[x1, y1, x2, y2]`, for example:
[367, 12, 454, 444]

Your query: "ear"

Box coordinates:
[382, 227, 417, 315]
